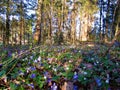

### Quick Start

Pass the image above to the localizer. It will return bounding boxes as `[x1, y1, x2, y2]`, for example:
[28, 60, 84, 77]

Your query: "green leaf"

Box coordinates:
[66, 72, 74, 79]
[52, 76, 60, 81]
[39, 81, 45, 89]
[18, 85, 25, 90]
[10, 82, 17, 90]
[0, 70, 6, 78]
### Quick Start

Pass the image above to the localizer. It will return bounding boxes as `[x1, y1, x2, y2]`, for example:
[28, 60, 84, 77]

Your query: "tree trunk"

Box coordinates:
[23, 20, 25, 45]
[105, 0, 110, 42]
[114, 22, 120, 41]
[80, 13, 89, 41]
[71, 12, 76, 44]
[15, 32, 17, 45]
[19, 0, 24, 45]
[20, 19, 24, 45]
[37, 0, 43, 44]
[5, 0, 10, 45]
[99, 0, 103, 40]
[28, 33, 30, 44]
[112, 0, 120, 41]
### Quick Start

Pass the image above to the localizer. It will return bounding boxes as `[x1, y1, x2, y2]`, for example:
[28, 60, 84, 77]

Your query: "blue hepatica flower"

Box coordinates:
[73, 72, 78, 80]
[8, 51, 12, 57]
[17, 63, 21, 67]
[30, 56, 33, 60]
[95, 77, 102, 87]
[73, 49, 78, 53]
[108, 88, 111, 90]
[0, 64, 3, 68]
[94, 62, 97, 66]
[30, 73, 36, 79]
[41, 63, 44, 66]
[48, 58, 52, 61]
[18, 70, 24, 76]
[73, 85, 78, 90]
[51, 83, 57, 90]
[28, 61, 31, 65]
[34, 59, 38, 63]
[44, 71, 48, 76]
[57, 49, 60, 52]
[28, 83, 34, 88]
[30, 66, 36, 71]
[47, 78, 51, 83]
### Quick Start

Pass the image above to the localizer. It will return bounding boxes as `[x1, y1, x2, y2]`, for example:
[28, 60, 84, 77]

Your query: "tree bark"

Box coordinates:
[19, 0, 24, 45]
[37, 0, 44, 44]
[5, 0, 10, 45]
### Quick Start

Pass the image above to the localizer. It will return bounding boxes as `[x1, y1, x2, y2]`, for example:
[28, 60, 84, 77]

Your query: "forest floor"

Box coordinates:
[0, 42, 120, 90]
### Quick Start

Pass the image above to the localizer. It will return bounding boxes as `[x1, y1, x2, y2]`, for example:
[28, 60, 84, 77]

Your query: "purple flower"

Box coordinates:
[73, 75, 78, 80]
[7, 51, 12, 57]
[114, 40, 120, 47]
[57, 49, 60, 52]
[73, 72, 78, 80]
[94, 62, 97, 66]
[0, 64, 3, 68]
[73, 85, 78, 90]
[18, 70, 22, 73]
[44, 71, 48, 76]
[17, 63, 21, 67]
[28, 83, 34, 88]
[107, 87, 111, 90]
[18, 70, 24, 75]
[30, 66, 36, 71]
[51, 83, 57, 90]
[28, 62, 31, 64]
[41, 63, 44, 66]
[47, 78, 51, 83]
[116, 78, 120, 83]
[34, 59, 37, 63]
[48, 58, 52, 61]
[30, 73, 36, 79]
[17, 50, 20, 54]
[95, 77, 102, 87]
[30, 56, 33, 60]
[73, 49, 77, 53]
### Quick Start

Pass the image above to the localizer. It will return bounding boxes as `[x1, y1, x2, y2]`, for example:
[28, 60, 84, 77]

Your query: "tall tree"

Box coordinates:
[19, 0, 24, 45]
[34, 0, 44, 44]
[70, 0, 77, 44]
[0, 17, 5, 44]
[79, 0, 98, 41]
[112, 0, 120, 41]
[5, 0, 10, 45]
